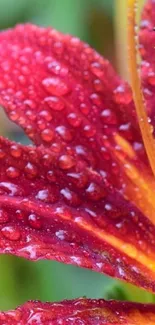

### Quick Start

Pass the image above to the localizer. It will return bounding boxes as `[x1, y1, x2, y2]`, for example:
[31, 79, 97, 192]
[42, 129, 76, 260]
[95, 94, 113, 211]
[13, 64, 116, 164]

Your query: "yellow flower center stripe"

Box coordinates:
[114, 134, 155, 226]
[72, 217, 155, 277]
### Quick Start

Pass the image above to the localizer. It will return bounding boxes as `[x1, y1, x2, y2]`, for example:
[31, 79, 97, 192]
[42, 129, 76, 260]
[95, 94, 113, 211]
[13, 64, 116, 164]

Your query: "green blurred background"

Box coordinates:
[0, 0, 153, 311]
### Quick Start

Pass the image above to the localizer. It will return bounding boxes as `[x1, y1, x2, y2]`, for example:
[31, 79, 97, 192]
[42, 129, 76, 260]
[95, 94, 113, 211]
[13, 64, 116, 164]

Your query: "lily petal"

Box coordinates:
[1, 298, 155, 324]
[0, 24, 155, 292]
[0, 23, 139, 147]
[1, 135, 155, 292]
[139, 0, 155, 121]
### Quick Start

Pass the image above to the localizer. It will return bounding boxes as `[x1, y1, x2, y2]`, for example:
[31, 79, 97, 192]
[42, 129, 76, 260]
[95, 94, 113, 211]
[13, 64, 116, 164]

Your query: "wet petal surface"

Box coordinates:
[1, 298, 155, 324]
[0, 23, 154, 292]
[0, 23, 140, 150]
[0, 136, 155, 292]
[139, 0, 155, 127]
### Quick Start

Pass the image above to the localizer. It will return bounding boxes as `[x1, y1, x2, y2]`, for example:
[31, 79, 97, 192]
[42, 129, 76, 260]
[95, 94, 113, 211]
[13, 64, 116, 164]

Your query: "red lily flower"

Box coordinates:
[0, 0, 155, 323]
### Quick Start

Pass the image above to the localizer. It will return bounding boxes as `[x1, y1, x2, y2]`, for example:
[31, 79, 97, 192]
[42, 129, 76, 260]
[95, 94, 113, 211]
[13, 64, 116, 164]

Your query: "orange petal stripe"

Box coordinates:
[114, 133, 155, 226]
[128, 0, 155, 177]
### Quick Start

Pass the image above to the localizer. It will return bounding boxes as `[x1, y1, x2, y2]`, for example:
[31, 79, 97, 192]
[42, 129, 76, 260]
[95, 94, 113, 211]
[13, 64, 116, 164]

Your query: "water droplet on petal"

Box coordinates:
[6, 167, 20, 178]
[80, 103, 90, 115]
[93, 79, 104, 92]
[42, 77, 70, 96]
[47, 170, 56, 182]
[83, 125, 96, 138]
[28, 214, 42, 229]
[1, 226, 21, 241]
[10, 145, 22, 158]
[91, 62, 103, 78]
[67, 113, 81, 127]
[16, 209, 24, 220]
[56, 125, 72, 141]
[0, 209, 9, 223]
[44, 96, 65, 111]
[114, 85, 132, 105]
[67, 172, 88, 188]
[60, 187, 80, 206]
[39, 110, 53, 121]
[60, 188, 72, 200]
[35, 189, 49, 201]
[9, 111, 19, 121]
[24, 162, 38, 178]
[0, 149, 6, 159]
[41, 129, 54, 142]
[90, 93, 102, 106]
[101, 109, 117, 125]
[86, 182, 105, 201]
[59, 155, 75, 170]
[148, 72, 155, 85]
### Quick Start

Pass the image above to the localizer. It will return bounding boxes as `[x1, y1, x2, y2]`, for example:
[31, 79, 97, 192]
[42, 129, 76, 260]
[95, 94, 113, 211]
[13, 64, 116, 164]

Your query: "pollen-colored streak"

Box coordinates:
[0, 194, 155, 276]
[127, 0, 155, 177]
[74, 217, 155, 277]
[114, 133, 155, 225]
[114, 152, 155, 226]
[114, 133, 136, 159]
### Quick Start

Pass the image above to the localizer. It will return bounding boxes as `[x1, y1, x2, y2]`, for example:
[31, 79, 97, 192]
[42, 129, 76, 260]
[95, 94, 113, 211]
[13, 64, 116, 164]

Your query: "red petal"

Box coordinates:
[139, 0, 155, 122]
[0, 23, 139, 148]
[0, 24, 155, 292]
[1, 298, 155, 324]
[1, 135, 155, 292]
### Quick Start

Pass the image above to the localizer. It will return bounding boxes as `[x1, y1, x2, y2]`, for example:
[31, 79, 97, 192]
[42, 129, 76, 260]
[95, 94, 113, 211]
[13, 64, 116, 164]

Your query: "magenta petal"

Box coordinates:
[1, 299, 155, 324]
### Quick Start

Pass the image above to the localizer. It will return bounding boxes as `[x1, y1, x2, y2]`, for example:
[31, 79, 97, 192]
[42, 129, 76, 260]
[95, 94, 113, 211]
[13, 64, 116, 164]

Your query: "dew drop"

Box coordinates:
[93, 79, 104, 92]
[83, 125, 96, 138]
[24, 99, 36, 109]
[0, 209, 9, 224]
[39, 110, 53, 122]
[37, 119, 46, 130]
[114, 85, 132, 105]
[51, 142, 62, 153]
[0, 149, 6, 159]
[6, 167, 20, 179]
[44, 96, 65, 111]
[10, 145, 22, 158]
[101, 147, 110, 160]
[1, 226, 21, 241]
[0, 182, 19, 196]
[59, 155, 75, 170]
[24, 162, 38, 178]
[148, 72, 155, 86]
[56, 125, 72, 141]
[101, 109, 117, 125]
[9, 111, 19, 121]
[35, 189, 49, 201]
[41, 129, 54, 142]
[47, 61, 61, 74]
[60, 188, 72, 200]
[80, 103, 90, 115]
[90, 93, 101, 106]
[91, 62, 103, 78]
[16, 209, 24, 220]
[47, 170, 56, 182]
[67, 172, 88, 188]
[42, 77, 70, 96]
[67, 113, 81, 127]
[42, 153, 53, 167]
[28, 214, 42, 229]
[86, 182, 105, 201]
[47, 61, 69, 77]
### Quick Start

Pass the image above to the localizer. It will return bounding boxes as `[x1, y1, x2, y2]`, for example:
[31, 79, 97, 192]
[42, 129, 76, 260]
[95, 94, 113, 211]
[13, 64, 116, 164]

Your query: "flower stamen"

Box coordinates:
[127, 0, 155, 177]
